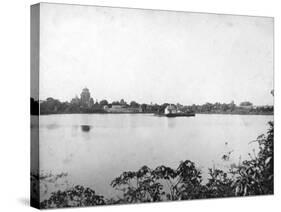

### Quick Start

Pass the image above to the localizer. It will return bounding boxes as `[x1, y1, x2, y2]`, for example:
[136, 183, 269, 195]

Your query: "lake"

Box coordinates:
[38, 113, 273, 199]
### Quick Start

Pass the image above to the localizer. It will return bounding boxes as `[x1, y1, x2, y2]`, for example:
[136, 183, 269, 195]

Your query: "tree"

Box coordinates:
[205, 168, 234, 198]
[40, 97, 61, 114]
[231, 121, 273, 196]
[111, 160, 205, 203]
[40, 186, 105, 209]
[111, 101, 120, 105]
[229, 101, 236, 111]
[221, 103, 229, 112]
[111, 166, 163, 203]
[240, 101, 253, 107]
[99, 99, 108, 106]
[130, 101, 139, 108]
[140, 104, 148, 112]
[202, 103, 213, 112]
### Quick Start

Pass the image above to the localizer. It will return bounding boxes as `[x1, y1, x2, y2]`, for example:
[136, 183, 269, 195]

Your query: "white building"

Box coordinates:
[164, 105, 177, 114]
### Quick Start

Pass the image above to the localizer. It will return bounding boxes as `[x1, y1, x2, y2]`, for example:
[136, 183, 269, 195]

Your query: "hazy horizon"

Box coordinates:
[37, 86, 274, 106]
[36, 3, 274, 106]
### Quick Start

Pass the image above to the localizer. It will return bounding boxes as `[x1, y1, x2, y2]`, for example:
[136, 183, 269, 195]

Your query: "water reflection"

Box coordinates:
[39, 114, 273, 199]
[81, 125, 91, 132]
[62, 153, 74, 165]
[166, 118, 176, 129]
[46, 124, 59, 130]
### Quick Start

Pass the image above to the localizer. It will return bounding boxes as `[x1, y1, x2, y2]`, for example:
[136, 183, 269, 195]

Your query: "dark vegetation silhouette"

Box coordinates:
[30, 98, 39, 115]
[36, 122, 273, 209]
[31, 97, 273, 115]
[40, 186, 105, 208]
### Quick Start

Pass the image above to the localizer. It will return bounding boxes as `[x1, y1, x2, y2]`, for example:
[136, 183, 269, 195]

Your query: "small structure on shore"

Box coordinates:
[158, 104, 195, 117]
[103, 105, 109, 110]
[164, 105, 177, 114]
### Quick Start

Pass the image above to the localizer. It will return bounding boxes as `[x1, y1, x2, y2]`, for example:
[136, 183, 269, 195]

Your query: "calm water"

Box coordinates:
[38, 114, 273, 199]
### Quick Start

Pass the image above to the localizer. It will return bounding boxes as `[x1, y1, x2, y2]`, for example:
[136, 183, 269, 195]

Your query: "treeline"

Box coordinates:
[31, 97, 168, 114]
[31, 97, 273, 115]
[40, 97, 106, 114]
[38, 122, 273, 208]
[185, 101, 273, 115]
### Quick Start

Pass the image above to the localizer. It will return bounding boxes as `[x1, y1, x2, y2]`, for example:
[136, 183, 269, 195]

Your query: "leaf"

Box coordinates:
[265, 157, 272, 165]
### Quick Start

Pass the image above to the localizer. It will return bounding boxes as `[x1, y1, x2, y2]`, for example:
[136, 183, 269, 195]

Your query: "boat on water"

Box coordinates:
[155, 104, 195, 117]
[155, 112, 195, 117]
[166, 112, 195, 117]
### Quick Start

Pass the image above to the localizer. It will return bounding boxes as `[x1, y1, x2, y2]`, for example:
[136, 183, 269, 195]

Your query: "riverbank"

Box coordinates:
[196, 111, 273, 115]
[39, 111, 273, 115]
[39, 112, 154, 115]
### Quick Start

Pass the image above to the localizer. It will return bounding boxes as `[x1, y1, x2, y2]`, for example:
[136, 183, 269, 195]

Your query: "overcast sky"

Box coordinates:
[38, 3, 274, 105]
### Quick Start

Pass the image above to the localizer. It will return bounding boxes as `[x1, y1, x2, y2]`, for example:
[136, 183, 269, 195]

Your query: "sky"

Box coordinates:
[38, 3, 274, 106]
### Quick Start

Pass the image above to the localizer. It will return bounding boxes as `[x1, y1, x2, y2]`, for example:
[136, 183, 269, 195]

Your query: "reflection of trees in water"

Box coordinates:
[36, 122, 274, 209]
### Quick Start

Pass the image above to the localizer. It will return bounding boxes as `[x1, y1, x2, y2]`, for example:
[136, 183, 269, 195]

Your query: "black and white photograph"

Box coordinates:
[29, 2, 274, 210]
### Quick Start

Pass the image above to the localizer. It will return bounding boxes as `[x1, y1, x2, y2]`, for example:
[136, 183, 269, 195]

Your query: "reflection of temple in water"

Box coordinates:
[81, 125, 91, 132]
[165, 118, 176, 129]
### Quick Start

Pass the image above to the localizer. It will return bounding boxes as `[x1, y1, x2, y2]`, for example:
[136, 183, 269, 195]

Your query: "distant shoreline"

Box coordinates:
[196, 111, 273, 116]
[38, 111, 273, 116]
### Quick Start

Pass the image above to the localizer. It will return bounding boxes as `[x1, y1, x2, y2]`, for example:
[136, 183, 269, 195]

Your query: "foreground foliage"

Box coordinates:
[231, 121, 273, 196]
[39, 122, 273, 208]
[40, 185, 105, 208]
